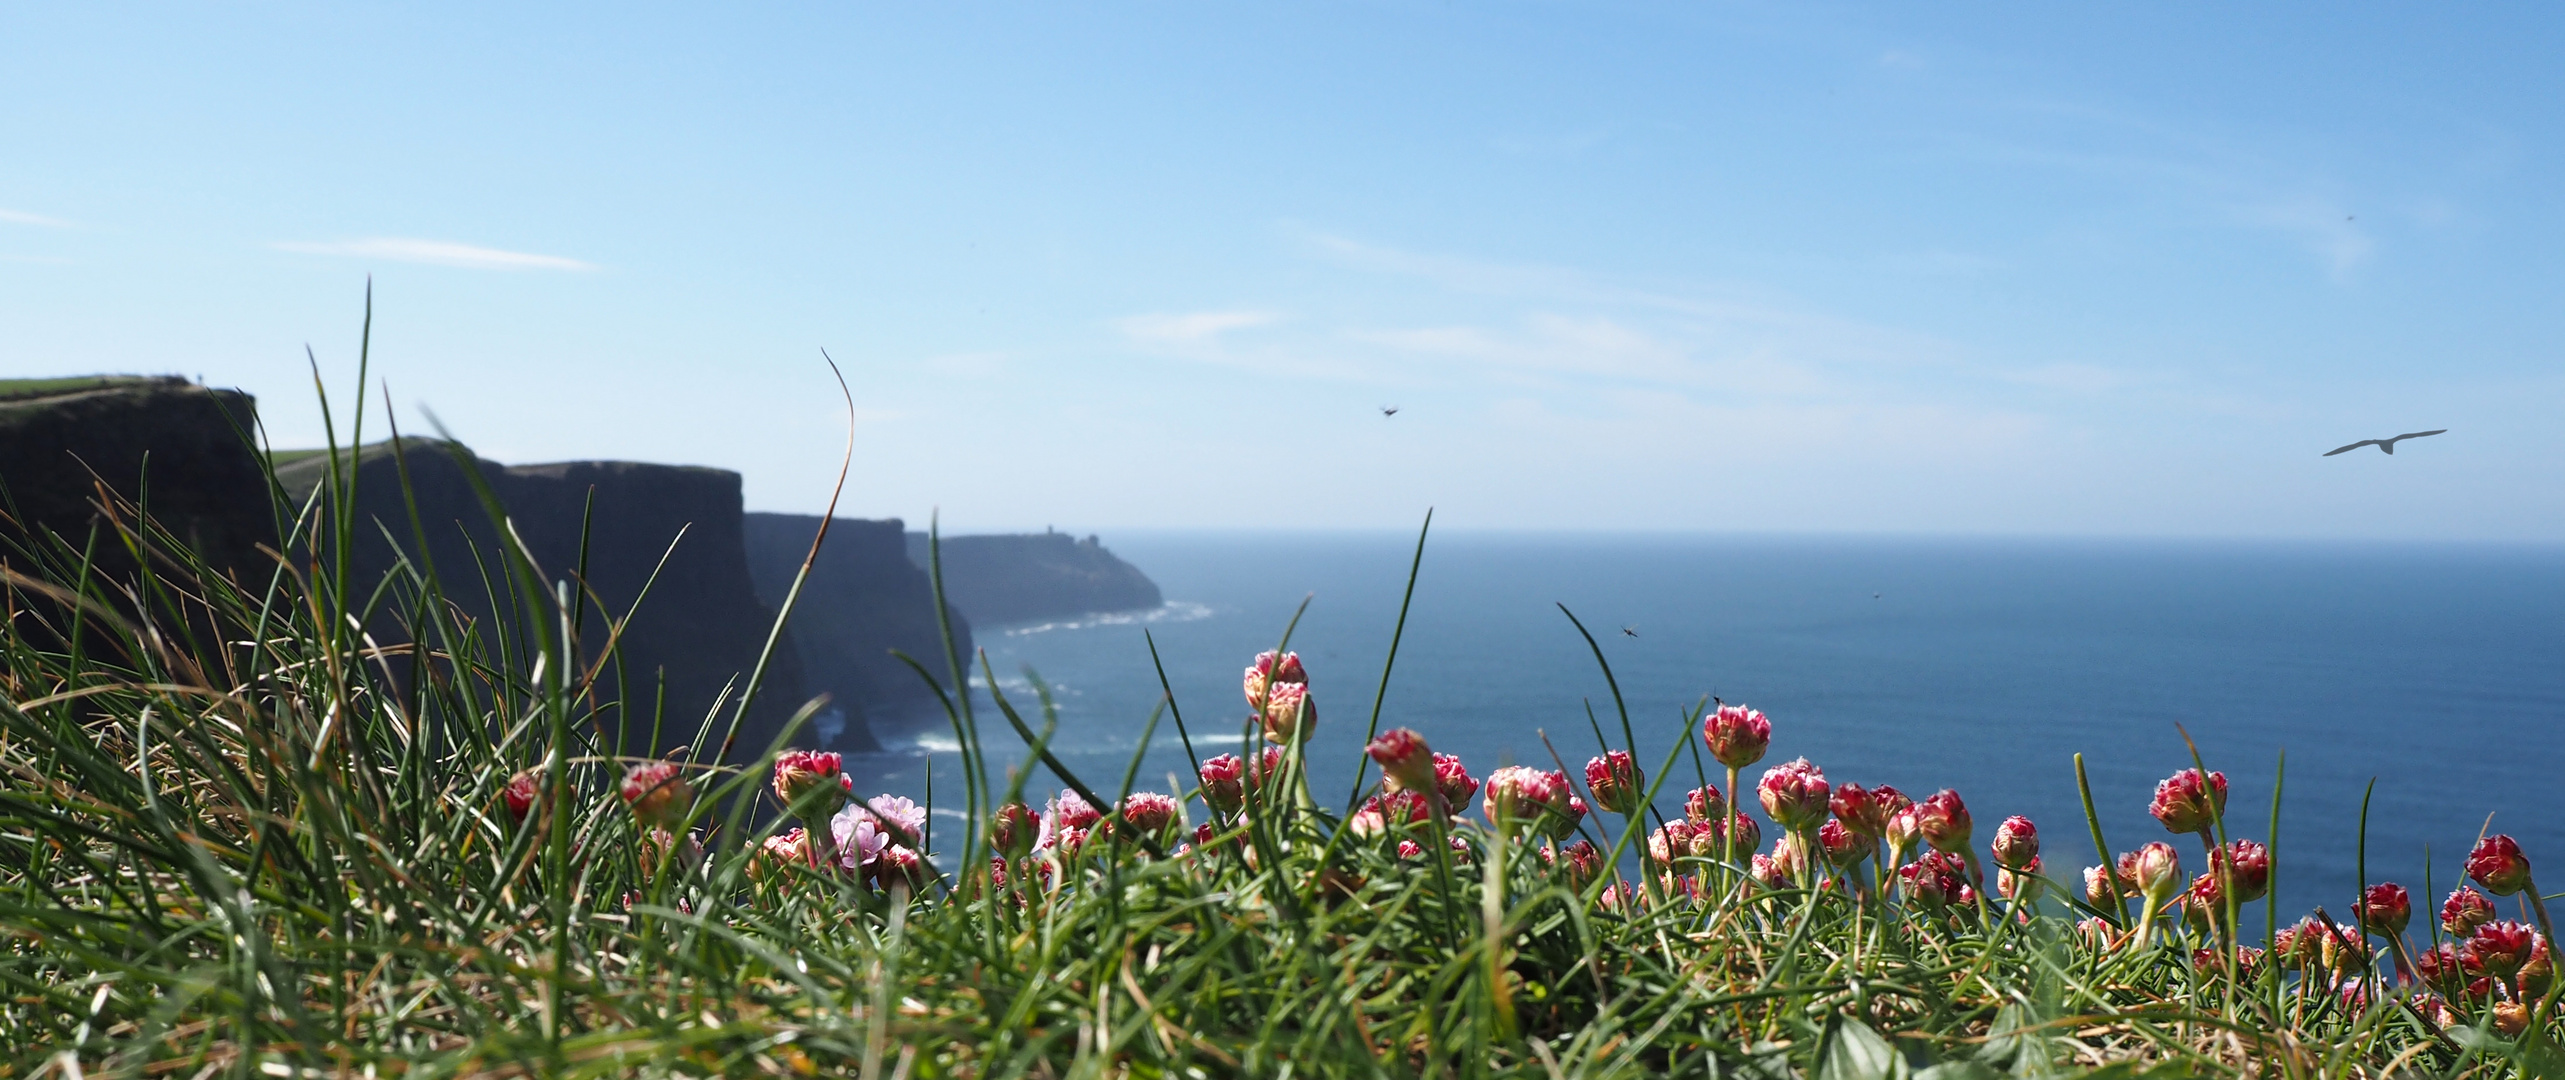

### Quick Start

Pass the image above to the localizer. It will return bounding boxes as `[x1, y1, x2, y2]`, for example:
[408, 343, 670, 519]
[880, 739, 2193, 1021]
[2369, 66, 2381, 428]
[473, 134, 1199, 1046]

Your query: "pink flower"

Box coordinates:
[1547, 839, 1601, 889]
[2148, 768, 2227, 834]
[503, 770, 540, 824]
[868, 845, 931, 892]
[750, 828, 811, 879]
[2215, 839, 2271, 902]
[2130, 841, 2183, 904]
[1647, 820, 1698, 863]
[1349, 790, 1431, 837]
[865, 794, 925, 846]
[1261, 681, 1314, 743]
[2444, 887, 2497, 936]
[1997, 857, 2043, 901]
[2180, 873, 2226, 930]
[1245, 746, 1287, 787]
[1684, 785, 1724, 823]
[1701, 703, 1771, 769]
[1723, 812, 1762, 856]
[1817, 818, 1874, 870]
[1913, 790, 1971, 853]
[832, 807, 890, 870]
[773, 750, 847, 818]
[2468, 834, 2533, 896]
[1883, 806, 1922, 858]
[1198, 754, 1246, 816]
[2466, 921, 2540, 979]
[2356, 882, 2411, 936]
[1432, 754, 1479, 813]
[1367, 728, 1435, 795]
[1756, 758, 1830, 831]
[619, 761, 694, 830]
[991, 802, 1037, 859]
[1751, 853, 1788, 890]
[1242, 650, 1306, 708]
[1898, 856, 1954, 909]
[1483, 766, 1578, 837]
[1584, 750, 1644, 815]
[2083, 864, 2116, 907]
[1829, 783, 1908, 838]
[1116, 792, 1181, 839]
[1047, 790, 1102, 830]
[1990, 815, 2038, 871]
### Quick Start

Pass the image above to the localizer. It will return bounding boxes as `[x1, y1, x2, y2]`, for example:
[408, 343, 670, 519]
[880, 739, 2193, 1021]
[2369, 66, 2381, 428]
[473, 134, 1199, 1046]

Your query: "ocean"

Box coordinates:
[851, 531, 2565, 931]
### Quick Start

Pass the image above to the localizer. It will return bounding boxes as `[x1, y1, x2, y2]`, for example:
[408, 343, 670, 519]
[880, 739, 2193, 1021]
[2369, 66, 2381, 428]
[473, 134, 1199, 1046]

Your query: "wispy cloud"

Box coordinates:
[272, 237, 596, 271]
[1114, 310, 1280, 344]
[0, 209, 72, 228]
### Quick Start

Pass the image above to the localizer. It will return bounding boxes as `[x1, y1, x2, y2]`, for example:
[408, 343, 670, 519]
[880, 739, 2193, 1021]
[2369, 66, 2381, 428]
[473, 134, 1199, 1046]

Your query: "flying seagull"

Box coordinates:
[1380, 405, 1400, 417]
[1621, 625, 1639, 638]
[2324, 429, 2447, 457]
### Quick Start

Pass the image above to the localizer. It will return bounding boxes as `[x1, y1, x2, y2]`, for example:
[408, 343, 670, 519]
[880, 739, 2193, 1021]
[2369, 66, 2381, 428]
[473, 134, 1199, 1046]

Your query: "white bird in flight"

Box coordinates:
[2324, 429, 2447, 457]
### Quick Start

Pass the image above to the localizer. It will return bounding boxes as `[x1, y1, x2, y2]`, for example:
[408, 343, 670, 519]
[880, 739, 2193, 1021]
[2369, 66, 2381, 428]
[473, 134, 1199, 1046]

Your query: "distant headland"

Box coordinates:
[0, 375, 1162, 754]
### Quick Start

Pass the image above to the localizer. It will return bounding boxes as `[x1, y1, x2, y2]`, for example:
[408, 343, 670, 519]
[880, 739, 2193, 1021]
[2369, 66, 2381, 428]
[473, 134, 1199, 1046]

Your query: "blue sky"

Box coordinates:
[4, 4, 2561, 537]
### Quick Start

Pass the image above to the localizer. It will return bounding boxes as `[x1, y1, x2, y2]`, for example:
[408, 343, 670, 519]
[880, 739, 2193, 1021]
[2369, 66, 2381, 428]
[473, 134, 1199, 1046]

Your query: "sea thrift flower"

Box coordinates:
[2417, 944, 2466, 995]
[1367, 728, 1435, 795]
[750, 828, 811, 878]
[1198, 754, 1246, 816]
[1685, 785, 1724, 823]
[1898, 858, 1953, 909]
[503, 770, 540, 824]
[1245, 746, 1287, 787]
[2084, 864, 2118, 907]
[637, 828, 704, 881]
[2468, 834, 2533, 896]
[2148, 768, 2228, 834]
[1116, 792, 1181, 839]
[1349, 790, 1431, 837]
[1702, 704, 1772, 769]
[865, 795, 926, 846]
[1990, 815, 2038, 871]
[2320, 921, 2372, 975]
[1262, 681, 1314, 743]
[1914, 790, 1972, 854]
[2131, 842, 2183, 906]
[2215, 839, 2271, 902]
[620, 761, 694, 830]
[2494, 1003, 2532, 1037]
[1242, 650, 1306, 708]
[1997, 857, 2043, 902]
[1584, 751, 1644, 815]
[1751, 853, 1788, 890]
[869, 845, 930, 892]
[1756, 758, 1831, 831]
[2356, 883, 2412, 936]
[1767, 832, 1813, 882]
[2524, 938, 2554, 998]
[832, 807, 890, 871]
[2466, 921, 2539, 980]
[1818, 818, 1875, 870]
[1648, 820, 1701, 863]
[2190, 946, 2264, 974]
[1431, 753, 1479, 812]
[772, 750, 847, 817]
[1723, 812, 1762, 857]
[2180, 873, 2226, 930]
[1830, 783, 1907, 838]
[2444, 887, 2497, 936]
[1483, 766, 1568, 833]
[1883, 806, 1923, 861]
[991, 802, 1037, 859]
[1549, 840, 1602, 890]
[1047, 790, 1102, 831]
[1554, 797, 1591, 841]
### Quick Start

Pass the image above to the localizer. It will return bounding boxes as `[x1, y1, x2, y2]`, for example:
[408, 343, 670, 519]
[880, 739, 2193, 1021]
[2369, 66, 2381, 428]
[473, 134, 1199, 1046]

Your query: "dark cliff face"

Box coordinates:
[901, 530, 1162, 627]
[274, 442, 810, 762]
[741, 513, 972, 751]
[0, 376, 276, 583]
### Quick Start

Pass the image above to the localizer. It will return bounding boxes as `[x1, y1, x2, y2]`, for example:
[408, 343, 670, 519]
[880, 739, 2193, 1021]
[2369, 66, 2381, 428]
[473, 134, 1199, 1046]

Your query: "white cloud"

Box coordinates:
[0, 209, 72, 228]
[1114, 310, 1281, 343]
[272, 237, 596, 271]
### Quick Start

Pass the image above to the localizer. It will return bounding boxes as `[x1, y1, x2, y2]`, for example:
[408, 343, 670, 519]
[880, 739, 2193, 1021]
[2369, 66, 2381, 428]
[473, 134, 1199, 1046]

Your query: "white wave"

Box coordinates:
[1005, 600, 1216, 637]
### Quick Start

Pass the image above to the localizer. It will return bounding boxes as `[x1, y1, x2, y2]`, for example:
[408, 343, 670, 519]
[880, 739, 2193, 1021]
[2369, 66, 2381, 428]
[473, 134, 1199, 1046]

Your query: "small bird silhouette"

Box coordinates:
[1621, 626, 1638, 638]
[2324, 429, 2447, 457]
[1873, 592, 1881, 600]
[1380, 405, 1400, 417]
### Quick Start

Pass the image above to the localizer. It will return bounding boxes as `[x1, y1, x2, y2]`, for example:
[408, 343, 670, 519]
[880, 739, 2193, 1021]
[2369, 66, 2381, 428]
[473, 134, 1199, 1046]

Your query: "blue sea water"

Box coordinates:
[853, 532, 2565, 932]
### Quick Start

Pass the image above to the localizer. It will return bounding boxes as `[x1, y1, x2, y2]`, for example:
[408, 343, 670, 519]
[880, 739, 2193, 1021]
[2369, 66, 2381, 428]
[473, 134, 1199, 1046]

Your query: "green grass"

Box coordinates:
[0, 315, 2554, 1077]
[0, 374, 175, 402]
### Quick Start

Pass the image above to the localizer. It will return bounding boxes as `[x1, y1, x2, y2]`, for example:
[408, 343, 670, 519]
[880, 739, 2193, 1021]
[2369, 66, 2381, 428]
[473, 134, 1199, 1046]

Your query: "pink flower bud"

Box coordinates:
[1584, 751, 1644, 816]
[749, 827, 811, 879]
[2083, 864, 2116, 907]
[2180, 873, 2225, 930]
[1997, 857, 2043, 901]
[773, 750, 847, 819]
[2417, 943, 2465, 994]
[503, 769, 540, 824]
[1914, 789, 1971, 853]
[1261, 681, 1314, 743]
[1898, 857, 1952, 909]
[2214, 839, 2270, 902]
[1767, 832, 1812, 882]
[1817, 818, 1875, 870]
[1701, 704, 1771, 769]
[2319, 922, 2370, 975]
[991, 802, 1037, 859]
[1829, 783, 1907, 838]
[1242, 650, 1306, 708]
[1751, 853, 1787, 890]
[1756, 758, 1830, 831]
[1046, 790, 1102, 832]
[1555, 796, 1590, 841]
[1483, 766, 1563, 833]
[1367, 728, 1436, 795]
[1884, 806, 1922, 857]
[620, 761, 694, 830]
[1724, 812, 1762, 856]
[2148, 768, 2227, 834]
[2356, 882, 2411, 936]
[1431, 753, 1479, 812]
[1990, 815, 2038, 871]
[1115, 792, 1181, 839]
[2466, 921, 2539, 980]
[1547, 839, 1601, 890]
[1647, 820, 1696, 863]
[1198, 754, 1246, 816]
[1245, 746, 1286, 787]
[2131, 842, 2183, 904]
[868, 845, 931, 892]
[2468, 834, 2533, 896]
[1684, 785, 1724, 823]
[1349, 790, 1430, 837]
[2444, 887, 2497, 936]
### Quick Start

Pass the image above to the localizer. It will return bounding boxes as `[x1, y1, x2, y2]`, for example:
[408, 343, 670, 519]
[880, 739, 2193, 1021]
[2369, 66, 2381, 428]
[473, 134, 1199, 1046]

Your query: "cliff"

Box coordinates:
[273, 442, 811, 761]
[0, 376, 276, 583]
[741, 514, 973, 748]
[902, 529, 1162, 627]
